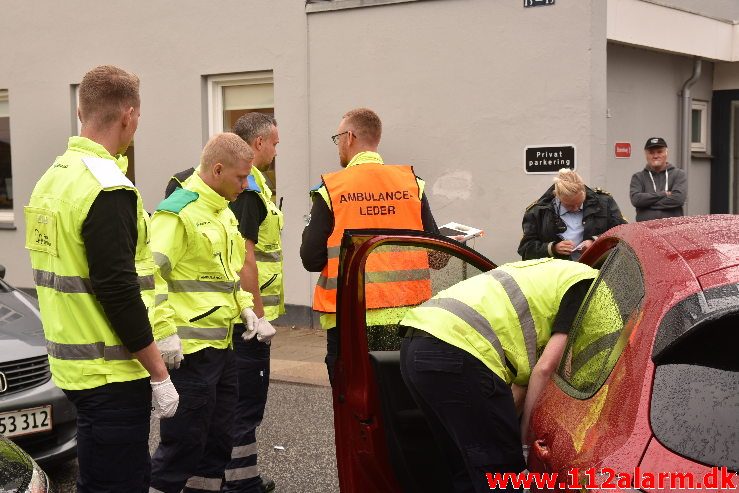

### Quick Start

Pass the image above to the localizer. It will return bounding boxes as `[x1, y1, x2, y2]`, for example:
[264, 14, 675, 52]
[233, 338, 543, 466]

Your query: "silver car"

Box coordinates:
[0, 264, 76, 467]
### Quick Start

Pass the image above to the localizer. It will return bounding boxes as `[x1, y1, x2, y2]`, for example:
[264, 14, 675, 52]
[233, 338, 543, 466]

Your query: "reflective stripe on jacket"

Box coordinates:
[150, 171, 250, 355]
[247, 167, 285, 321]
[401, 258, 597, 385]
[24, 137, 153, 390]
[312, 162, 429, 313]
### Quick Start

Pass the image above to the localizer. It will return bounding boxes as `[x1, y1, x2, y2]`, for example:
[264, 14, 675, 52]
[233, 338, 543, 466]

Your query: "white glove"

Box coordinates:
[241, 307, 259, 341]
[151, 376, 179, 418]
[255, 317, 277, 344]
[156, 334, 184, 369]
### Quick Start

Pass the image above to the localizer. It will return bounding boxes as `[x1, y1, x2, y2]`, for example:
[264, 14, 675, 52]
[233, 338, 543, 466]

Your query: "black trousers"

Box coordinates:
[325, 327, 339, 387]
[150, 347, 237, 493]
[400, 334, 525, 493]
[222, 324, 271, 493]
[63, 378, 152, 493]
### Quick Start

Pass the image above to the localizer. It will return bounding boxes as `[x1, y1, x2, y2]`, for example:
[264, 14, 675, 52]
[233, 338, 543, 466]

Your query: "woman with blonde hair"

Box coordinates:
[518, 168, 626, 260]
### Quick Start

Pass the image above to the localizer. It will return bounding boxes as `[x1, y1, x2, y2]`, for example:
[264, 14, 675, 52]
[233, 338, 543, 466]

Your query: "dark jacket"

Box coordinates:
[518, 185, 627, 260]
[629, 164, 686, 222]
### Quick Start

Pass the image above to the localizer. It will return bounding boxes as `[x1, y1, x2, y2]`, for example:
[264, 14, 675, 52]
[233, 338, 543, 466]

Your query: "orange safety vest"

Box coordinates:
[313, 163, 431, 313]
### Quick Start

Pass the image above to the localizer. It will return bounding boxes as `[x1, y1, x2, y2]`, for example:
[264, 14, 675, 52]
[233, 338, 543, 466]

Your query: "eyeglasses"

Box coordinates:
[331, 131, 351, 145]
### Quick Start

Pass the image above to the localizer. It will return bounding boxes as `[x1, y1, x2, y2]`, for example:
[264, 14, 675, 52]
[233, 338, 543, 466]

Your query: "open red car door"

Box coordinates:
[332, 229, 496, 493]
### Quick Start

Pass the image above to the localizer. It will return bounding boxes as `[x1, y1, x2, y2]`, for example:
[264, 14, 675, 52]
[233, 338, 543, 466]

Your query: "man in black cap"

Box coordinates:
[629, 137, 687, 221]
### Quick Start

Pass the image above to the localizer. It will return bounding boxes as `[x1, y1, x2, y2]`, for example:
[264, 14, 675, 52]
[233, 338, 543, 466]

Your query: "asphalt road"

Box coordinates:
[46, 381, 339, 492]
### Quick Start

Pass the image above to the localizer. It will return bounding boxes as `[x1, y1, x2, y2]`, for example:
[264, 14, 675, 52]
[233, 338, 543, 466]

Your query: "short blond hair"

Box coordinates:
[343, 107, 382, 146]
[553, 168, 585, 199]
[78, 65, 140, 128]
[201, 133, 253, 170]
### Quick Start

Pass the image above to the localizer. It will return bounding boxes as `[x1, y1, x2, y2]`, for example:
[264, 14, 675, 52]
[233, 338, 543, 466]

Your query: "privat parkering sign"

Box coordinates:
[524, 145, 576, 174]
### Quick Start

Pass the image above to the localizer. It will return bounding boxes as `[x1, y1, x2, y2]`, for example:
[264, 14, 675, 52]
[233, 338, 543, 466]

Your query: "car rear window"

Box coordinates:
[650, 304, 739, 471]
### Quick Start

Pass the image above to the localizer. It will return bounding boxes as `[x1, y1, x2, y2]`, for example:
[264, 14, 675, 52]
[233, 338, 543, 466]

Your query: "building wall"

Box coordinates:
[307, 0, 607, 269]
[0, 1, 310, 303]
[715, 62, 739, 90]
[606, 43, 714, 219]
[1, 0, 607, 315]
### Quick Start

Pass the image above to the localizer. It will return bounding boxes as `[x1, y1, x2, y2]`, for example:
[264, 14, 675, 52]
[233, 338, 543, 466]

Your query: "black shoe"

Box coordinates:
[260, 477, 276, 492]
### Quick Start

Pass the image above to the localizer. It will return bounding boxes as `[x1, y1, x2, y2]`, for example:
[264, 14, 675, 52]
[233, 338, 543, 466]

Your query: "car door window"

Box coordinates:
[363, 243, 486, 352]
[334, 231, 494, 493]
[557, 244, 645, 398]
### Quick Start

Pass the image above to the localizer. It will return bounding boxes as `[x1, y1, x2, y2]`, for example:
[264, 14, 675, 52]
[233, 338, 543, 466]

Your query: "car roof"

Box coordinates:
[626, 215, 739, 279]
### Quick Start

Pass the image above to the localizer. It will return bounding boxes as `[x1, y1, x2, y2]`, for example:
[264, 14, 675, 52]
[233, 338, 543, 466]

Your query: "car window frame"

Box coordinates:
[554, 243, 645, 400]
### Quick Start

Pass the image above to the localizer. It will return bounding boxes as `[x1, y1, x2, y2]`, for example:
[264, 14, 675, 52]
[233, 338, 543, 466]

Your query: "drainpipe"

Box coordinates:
[680, 58, 702, 215]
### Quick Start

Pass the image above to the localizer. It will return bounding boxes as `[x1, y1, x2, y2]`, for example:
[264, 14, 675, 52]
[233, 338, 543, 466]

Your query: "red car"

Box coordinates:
[331, 215, 739, 493]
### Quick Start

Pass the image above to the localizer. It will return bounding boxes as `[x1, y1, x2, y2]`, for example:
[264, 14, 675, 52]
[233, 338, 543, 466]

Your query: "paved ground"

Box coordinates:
[46, 326, 338, 492]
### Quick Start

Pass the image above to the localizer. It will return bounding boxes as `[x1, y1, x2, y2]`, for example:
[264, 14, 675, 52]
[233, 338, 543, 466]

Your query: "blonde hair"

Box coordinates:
[201, 133, 253, 170]
[343, 107, 382, 146]
[553, 168, 585, 199]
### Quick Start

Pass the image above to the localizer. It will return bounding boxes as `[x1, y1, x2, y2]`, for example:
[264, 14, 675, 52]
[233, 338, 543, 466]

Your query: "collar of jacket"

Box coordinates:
[642, 163, 676, 174]
[190, 170, 230, 213]
[346, 151, 384, 168]
[538, 185, 599, 213]
[68, 136, 129, 174]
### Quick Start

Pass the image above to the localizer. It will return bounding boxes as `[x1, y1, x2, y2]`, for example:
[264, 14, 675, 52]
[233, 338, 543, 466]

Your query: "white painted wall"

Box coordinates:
[0, 2, 310, 304]
[0, 0, 614, 316]
[307, 0, 607, 268]
[606, 43, 713, 220]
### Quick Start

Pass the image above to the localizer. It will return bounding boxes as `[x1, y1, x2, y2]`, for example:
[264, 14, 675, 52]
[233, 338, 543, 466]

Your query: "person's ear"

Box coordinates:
[122, 107, 134, 127]
[213, 163, 223, 177]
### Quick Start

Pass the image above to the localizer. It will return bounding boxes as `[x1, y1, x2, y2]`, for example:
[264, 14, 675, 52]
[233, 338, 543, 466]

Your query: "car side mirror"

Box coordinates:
[0, 264, 5, 279]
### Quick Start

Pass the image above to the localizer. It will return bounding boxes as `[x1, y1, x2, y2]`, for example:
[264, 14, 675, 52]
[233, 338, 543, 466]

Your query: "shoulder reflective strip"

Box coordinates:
[33, 269, 93, 294]
[327, 245, 341, 259]
[184, 476, 222, 491]
[46, 340, 133, 361]
[138, 275, 154, 290]
[168, 280, 237, 293]
[261, 295, 280, 306]
[231, 443, 257, 459]
[486, 270, 538, 371]
[153, 252, 172, 277]
[367, 269, 430, 284]
[149, 488, 166, 493]
[155, 293, 168, 306]
[177, 326, 229, 340]
[420, 298, 505, 363]
[570, 331, 621, 375]
[224, 465, 260, 482]
[254, 251, 282, 263]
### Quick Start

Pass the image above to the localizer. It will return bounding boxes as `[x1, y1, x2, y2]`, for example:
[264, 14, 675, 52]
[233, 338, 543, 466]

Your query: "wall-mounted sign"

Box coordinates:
[524, 145, 576, 174]
[615, 142, 631, 159]
[524, 0, 555, 7]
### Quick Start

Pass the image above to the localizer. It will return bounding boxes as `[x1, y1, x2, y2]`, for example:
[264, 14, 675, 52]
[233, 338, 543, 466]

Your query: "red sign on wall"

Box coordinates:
[615, 142, 631, 159]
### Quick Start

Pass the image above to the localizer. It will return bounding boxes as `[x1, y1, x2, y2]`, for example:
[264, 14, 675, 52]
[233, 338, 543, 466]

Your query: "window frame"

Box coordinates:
[691, 99, 708, 153]
[0, 89, 14, 227]
[205, 71, 274, 137]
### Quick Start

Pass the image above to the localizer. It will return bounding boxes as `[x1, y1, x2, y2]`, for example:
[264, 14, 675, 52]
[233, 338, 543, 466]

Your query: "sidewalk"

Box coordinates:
[269, 325, 330, 387]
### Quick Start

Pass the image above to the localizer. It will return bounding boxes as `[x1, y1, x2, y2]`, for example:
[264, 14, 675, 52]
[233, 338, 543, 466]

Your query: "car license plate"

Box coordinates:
[0, 405, 52, 438]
